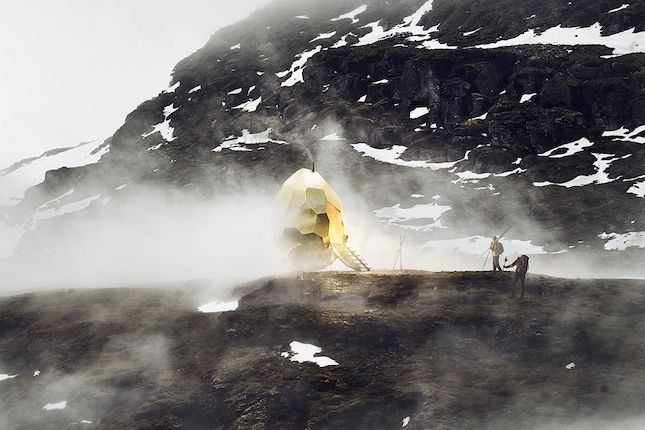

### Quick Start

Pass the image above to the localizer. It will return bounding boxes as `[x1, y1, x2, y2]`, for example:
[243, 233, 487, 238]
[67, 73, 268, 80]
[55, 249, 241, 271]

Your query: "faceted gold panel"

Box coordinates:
[273, 168, 348, 270]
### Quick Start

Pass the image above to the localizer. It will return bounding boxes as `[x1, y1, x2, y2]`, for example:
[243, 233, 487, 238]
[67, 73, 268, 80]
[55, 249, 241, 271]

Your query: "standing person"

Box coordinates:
[504, 255, 529, 298]
[489, 236, 504, 273]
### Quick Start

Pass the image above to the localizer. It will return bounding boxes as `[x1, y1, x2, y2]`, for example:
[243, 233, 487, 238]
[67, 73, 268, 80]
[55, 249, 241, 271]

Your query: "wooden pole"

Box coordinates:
[399, 234, 405, 272]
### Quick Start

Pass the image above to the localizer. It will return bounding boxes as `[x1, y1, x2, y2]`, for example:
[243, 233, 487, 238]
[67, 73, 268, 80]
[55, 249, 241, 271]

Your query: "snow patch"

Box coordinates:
[358, 95, 367, 102]
[33, 194, 100, 221]
[598, 232, 645, 250]
[520, 93, 536, 103]
[331, 4, 367, 24]
[295, 15, 309, 19]
[34, 370, 40, 376]
[43, 401, 67, 411]
[470, 112, 487, 120]
[402, 416, 411, 427]
[232, 96, 262, 112]
[321, 133, 345, 141]
[285, 341, 338, 367]
[372, 79, 389, 84]
[355, 2, 455, 50]
[0, 140, 108, 207]
[277, 46, 322, 87]
[474, 23, 645, 56]
[198, 300, 239, 313]
[163, 81, 180, 93]
[142, 103, 178, 143]
[539, 138, 594, 158]
[463, 27, 481, 36]
[566, 362, 576, 370]
[627, 180, 645, 198]
[602, 125, 645, 144]
[227, 88, 242, 95]
[230, 43, 241, 50]
[188, 85, 201, 94]
[410, 107, 429, 119]
[374, 202, 452, 231]
[607, 4, 629, 13]
[533, 153, 630, 188]
[0, 374, 17, 381]
[310, 31, 337, 43]
[212, 129, 286, 152]
[352, 143, 466, 170]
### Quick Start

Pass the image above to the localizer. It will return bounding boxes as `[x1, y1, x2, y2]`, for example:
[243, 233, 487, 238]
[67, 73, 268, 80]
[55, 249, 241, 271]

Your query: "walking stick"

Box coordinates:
[481, 225, 512, 271]
[482, 249, 491, 271]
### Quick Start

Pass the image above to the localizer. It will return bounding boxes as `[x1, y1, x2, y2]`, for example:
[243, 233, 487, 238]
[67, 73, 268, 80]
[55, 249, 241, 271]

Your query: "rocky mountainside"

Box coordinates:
[1, 0, 644, 275]
[1, 272, 645, 429]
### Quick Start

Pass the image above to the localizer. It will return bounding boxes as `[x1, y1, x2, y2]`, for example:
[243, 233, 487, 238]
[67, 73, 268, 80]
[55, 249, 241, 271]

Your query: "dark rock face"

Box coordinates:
[5, 0, 644, 269]
[1, 272, 645, 429]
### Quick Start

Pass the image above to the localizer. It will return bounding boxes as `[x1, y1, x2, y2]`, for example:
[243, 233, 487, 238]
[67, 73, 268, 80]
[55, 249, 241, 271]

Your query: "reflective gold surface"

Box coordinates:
[274, 168, 348, 270]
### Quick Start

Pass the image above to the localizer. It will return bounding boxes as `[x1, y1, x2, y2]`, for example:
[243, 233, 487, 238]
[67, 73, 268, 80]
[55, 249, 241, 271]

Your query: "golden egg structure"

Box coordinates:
[274, 168, 370, 271]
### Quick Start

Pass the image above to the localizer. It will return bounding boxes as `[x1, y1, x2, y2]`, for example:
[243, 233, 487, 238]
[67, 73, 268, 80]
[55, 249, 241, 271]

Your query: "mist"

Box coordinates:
[0, 186, 288, 295]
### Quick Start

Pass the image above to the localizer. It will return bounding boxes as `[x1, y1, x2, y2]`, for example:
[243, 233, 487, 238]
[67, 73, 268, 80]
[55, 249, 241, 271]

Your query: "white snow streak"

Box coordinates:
[43, 401, 67, 411]
[321, 133, 345, 141]
[142, 103, 178, 143]
[352, 143, 465, 170]
[277, 46, 322, 87]
[163, 81, 180, 93]
[331, 5, 367, 24]
[463, 27, 482, 36]
[474, 23, 645, 56]
[533, 153, 630, 187]
[470, 112, 488, 120]
[232, 96, 262, 112]
[310, 31, 337, 43]
[539, 138, 595, 158]
[520, 93, 536, 103]
[227, 88, 242, 95]
[33, 194, 100, 221]
[355, 1, 455, 50]
[603, 125, 645, 144]
[627, 180, 645, 198]
[0, 374, 18, 381]
[607, 4, 629, 13]
[212, 129, 286, 152]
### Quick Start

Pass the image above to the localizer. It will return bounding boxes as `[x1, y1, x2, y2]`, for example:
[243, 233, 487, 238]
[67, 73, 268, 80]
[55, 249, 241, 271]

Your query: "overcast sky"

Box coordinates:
[0, 0, 270, 167]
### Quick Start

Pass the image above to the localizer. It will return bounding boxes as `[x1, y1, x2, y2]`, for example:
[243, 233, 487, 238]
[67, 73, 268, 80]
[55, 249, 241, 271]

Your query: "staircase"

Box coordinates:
[332, 243, 371, 272]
